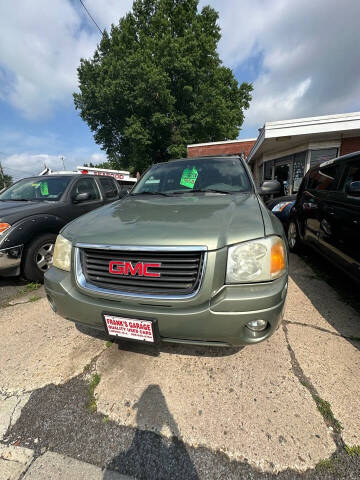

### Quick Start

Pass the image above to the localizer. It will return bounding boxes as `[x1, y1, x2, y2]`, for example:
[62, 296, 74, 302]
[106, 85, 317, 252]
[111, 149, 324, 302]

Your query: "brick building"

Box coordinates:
[187, 138, 256, 159]
[247, 111, 360, 193]
[187, 112, 360, 195]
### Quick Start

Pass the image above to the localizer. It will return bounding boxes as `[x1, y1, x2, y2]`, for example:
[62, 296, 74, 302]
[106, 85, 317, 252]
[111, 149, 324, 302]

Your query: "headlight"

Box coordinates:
[0, 223, 11, 234]
[226, 236, 286, 283]
[53, 234, 72, 272]
[272, 202, 292, 212]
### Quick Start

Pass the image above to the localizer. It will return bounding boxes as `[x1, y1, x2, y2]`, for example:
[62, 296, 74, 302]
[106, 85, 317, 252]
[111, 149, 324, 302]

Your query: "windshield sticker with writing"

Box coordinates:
[32, 183, 40, 187]
[40, 182, 49, 196]
[180, 167, 198, 189]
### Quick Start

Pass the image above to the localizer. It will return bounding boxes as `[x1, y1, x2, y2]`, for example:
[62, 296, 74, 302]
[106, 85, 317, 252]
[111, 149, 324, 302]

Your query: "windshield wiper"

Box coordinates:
[172, 189, 231, 195]
[130, 191, 171, 197]
[4, 198, 35, 202]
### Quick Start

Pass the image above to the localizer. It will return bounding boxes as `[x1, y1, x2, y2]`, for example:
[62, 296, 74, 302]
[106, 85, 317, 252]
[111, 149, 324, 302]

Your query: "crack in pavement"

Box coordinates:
[7, 398, 22, 434]
[0, 455, 18, 463]
[0, 387, 37, 401]
[282, 323, 345, 452]
[4, 358, 360, 479]
[283, 320, 360, 342]
[17, 451, 43, 480]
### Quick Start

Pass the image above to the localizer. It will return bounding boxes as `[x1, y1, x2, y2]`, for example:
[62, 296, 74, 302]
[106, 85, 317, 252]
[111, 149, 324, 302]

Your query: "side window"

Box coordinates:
[99, 177, 118, 198]
[307, 164, 340, 191]
[340, 161, 360, 192]
[143, 174, 161, 192]
[72, 178, 100, 200]
[264, 161, 273, 180]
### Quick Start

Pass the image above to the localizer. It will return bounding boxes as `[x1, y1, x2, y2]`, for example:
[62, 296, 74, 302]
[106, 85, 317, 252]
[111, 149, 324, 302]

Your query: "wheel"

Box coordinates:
[287, 221, 301, 253]
[22, 233, 57, 282]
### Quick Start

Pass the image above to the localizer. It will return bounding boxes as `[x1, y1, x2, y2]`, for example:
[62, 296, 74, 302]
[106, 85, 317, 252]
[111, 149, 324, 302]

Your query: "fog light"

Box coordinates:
[246, 319, 267, 332]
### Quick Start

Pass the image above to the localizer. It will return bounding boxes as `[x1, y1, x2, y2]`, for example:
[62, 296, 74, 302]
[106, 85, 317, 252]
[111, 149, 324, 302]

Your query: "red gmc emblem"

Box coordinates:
[109, 261, 161, 277]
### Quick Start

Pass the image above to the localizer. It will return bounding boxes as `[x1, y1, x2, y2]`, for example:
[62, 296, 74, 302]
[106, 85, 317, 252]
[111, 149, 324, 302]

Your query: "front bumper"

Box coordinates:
[45, 266, 287, 347]
[0, 245, 23, 276]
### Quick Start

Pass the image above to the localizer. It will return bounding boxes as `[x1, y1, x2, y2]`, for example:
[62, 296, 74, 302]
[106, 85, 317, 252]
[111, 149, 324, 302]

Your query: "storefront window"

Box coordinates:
[263, 151, 307, 195]
[292, 152, 306, 193]
[264, 161, 273, 180]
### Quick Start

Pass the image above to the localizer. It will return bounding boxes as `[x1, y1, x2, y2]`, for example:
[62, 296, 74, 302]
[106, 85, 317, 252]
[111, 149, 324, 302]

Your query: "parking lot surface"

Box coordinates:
[0, 253, 359, 479]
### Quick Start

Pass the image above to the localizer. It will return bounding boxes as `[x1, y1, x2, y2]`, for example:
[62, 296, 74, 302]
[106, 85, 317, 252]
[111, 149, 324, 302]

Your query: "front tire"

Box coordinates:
[23, 233, 57, 283]
[287, 221, 301, 253]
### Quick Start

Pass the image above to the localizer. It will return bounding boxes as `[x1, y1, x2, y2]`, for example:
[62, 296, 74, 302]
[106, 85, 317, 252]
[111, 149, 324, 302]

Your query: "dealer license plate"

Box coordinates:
[103, 314, 155, 343]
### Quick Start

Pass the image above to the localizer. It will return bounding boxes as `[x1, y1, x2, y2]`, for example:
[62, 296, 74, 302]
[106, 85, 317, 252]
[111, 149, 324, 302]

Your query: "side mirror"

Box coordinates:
[118, 190, 129, 199]
[346, 181, 360, 196]
[73, 192, 90, 203]
[259, 180, 281, 195]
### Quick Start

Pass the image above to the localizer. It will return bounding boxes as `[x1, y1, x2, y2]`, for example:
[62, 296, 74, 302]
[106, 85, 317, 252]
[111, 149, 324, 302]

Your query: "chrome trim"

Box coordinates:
[74, 245, 208, 300]
[0, 244, 24, 272]
[75, 243, 207, 252]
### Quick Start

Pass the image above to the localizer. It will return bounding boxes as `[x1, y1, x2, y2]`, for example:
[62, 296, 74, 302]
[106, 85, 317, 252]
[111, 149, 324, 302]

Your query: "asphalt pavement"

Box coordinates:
[0, 252, 359, 479]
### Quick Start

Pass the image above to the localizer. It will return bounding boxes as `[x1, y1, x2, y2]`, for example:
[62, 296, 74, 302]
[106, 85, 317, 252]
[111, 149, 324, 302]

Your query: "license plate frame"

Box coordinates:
[102, 312, 159, 344]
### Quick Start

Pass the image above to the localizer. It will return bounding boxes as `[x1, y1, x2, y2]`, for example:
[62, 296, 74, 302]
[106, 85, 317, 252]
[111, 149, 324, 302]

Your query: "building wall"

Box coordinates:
[187, 140, 256, 158]
[340, 136, 360, 156]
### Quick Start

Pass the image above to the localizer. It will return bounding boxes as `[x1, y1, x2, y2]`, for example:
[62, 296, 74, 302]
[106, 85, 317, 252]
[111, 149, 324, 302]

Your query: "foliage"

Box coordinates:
[74, 0, 252, 172]
[3, 174, 13, 188]
[83, 161, 112, 169]
[345, 445, 360, 456]
[88, 373, 101, 412]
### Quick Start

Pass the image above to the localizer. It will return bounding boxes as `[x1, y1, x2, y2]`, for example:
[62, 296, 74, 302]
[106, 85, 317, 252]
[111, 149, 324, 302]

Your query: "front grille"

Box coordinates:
[80, 248, 205, 296]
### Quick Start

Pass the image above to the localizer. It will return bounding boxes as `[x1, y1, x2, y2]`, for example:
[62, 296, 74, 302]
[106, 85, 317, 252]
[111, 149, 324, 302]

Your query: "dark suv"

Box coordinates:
[0, 174, 121, 282]
[288, 151, 360, 281]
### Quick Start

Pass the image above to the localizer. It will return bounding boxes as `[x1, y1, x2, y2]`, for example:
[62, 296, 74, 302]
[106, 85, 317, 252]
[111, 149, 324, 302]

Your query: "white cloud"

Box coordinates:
[202, 0, 360, 129]
[84, 0, 133, 30]
[1, 150, 107, 181]
[89, 152, 107, 163]
[2, 154, 68, 179]
[246, 77, 312, 127]
[0, 0, 359, 130]
[0, 0, 131, 119]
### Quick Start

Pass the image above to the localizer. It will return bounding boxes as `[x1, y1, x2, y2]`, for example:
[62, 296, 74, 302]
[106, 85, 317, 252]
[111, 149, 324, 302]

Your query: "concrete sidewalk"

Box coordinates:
[0, 445, 131, 479]
[0, 253, 359, 479]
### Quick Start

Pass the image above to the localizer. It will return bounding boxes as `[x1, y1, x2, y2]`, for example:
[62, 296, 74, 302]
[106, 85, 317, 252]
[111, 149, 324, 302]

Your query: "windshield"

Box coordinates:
[132, 158, 251, 195]
[0, 177, 72, 202]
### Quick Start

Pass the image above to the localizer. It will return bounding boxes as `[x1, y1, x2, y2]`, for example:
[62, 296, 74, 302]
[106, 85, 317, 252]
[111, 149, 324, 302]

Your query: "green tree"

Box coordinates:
[83, 161, 112, 169]
[74, 0, 252, 172]
[3, 174, 13, 188]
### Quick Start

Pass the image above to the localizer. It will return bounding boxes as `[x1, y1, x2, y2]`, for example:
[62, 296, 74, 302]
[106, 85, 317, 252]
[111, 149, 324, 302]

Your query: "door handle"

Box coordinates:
[303, 202, 317, 211]
[325, 206, 335, 215]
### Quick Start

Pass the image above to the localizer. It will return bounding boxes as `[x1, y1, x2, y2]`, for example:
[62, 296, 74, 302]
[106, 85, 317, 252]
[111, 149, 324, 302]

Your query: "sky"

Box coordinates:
[0, 0, 359, 180]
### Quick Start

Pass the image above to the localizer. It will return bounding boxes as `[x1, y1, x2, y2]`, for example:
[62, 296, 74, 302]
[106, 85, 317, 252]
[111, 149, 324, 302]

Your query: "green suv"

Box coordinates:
[44, 156, 288, 347]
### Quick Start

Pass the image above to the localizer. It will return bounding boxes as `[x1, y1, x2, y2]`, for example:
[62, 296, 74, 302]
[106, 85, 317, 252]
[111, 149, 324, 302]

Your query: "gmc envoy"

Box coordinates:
[44, 156, 288, 347]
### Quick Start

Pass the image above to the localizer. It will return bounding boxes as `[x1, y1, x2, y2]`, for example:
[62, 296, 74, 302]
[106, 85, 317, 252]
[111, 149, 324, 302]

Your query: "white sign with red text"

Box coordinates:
[104, 315, 155, 342]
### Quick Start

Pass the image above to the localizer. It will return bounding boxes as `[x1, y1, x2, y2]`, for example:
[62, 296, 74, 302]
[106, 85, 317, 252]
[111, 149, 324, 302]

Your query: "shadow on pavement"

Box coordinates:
[0, 276, 28, 303]
[289, 250, 360, 350]
[75, 323, 242, 358]
[103, 384, 199, 480]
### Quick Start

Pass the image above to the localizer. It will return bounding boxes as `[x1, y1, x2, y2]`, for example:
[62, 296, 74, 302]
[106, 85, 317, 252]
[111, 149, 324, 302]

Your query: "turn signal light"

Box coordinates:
[0, 223, 11, 234]
[270, 241, 285, 279]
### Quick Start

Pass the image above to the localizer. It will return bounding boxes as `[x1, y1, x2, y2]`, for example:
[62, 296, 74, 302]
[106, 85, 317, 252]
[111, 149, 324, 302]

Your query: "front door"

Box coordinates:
[302, 162, 341, 248]
[68, 177, 104, 221]
[274, 164, 290, 196]
[323, 158, 360, 279]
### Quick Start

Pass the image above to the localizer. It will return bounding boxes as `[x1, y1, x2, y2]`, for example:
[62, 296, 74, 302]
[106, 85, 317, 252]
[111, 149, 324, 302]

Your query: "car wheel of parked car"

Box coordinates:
[23, 233, 57, 282]
[287, 221, 301, 252]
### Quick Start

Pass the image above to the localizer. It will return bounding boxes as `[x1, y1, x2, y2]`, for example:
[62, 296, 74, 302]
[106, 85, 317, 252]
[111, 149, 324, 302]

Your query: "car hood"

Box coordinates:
[0, 200, 58, 224]
[63, 193, 265, 251]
